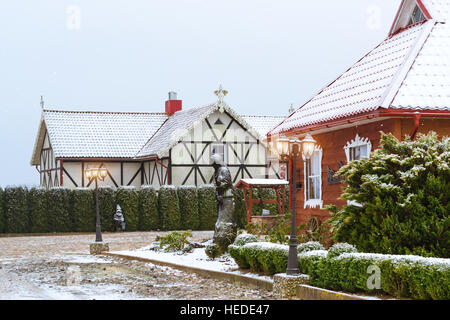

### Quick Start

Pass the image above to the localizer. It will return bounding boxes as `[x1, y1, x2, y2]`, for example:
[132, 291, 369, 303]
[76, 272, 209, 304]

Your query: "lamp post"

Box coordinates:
[276, 132, 316, 275]
[85, 167, 107, 243]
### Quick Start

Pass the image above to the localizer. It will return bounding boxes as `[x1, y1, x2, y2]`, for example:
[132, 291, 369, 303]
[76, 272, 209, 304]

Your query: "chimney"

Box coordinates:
[165, 91, 182, 116]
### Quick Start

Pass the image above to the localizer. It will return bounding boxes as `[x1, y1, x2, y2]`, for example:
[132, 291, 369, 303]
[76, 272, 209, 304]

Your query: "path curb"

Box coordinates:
[103, 252, 273, 291]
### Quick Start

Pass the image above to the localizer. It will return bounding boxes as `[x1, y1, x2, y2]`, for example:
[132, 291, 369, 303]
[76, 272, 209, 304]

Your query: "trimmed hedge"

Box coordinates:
[198, 184, 217, 230]
[139, 186, 159, 231]
[228, 241, 450, 300]
[177, 186, 199, 230]
[46, 187, 73, 232]
[233, 189, 247, 229]
[72, 188, 95, 232]
[115, 186, 140, 231]
[158, 185, 181, 230]
[98, 186, 116, 232]
[3, 187, 29, 233]
[28, 187, 48, 233]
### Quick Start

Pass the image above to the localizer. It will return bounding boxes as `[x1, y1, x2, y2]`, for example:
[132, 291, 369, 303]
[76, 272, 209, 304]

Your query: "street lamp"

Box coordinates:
[86, 166, 107, 242]
[276, 132, 316, 275]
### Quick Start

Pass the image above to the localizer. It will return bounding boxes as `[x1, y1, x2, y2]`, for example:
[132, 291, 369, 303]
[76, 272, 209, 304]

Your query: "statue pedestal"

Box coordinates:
[89, 242, 109, 255]
[273, 273, 310, 299]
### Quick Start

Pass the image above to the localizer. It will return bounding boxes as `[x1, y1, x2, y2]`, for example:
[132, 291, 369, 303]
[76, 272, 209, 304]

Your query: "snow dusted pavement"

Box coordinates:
[0, 232, 273, 300]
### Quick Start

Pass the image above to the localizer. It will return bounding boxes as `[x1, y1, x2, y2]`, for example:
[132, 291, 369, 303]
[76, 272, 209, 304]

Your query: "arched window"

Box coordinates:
[303, 146, 323, 209]
[344, 134, 372, 163]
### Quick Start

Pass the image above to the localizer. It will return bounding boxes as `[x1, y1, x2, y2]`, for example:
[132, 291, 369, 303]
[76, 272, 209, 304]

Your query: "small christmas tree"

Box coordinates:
[327, 132, 449, 258]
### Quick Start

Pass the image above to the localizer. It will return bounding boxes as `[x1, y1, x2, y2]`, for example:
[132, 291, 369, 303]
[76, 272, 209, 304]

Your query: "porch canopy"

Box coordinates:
[234, 178, 289, 224]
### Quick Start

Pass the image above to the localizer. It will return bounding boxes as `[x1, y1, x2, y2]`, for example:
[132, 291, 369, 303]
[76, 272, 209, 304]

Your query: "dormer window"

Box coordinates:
[408, 5, 426, 25]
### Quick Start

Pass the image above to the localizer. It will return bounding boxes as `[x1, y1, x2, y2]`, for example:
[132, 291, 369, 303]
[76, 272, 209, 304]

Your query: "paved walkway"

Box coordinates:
[0, 231, 273, 300]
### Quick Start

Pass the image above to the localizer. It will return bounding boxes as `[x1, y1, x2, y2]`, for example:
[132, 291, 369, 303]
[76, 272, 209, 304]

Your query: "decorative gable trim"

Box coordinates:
[343, 134, 372, 162]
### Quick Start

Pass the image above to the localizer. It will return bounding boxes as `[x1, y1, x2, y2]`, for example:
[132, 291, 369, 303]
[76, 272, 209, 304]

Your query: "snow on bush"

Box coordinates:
[327, 132, 450, 258]
[297, 241, 325, 254]
[233, 232, 258, 246]
[327, 243, 357, 259]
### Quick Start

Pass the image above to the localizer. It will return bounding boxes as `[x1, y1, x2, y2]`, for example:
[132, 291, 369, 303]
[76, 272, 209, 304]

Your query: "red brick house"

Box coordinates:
[268, 0, 450, 228]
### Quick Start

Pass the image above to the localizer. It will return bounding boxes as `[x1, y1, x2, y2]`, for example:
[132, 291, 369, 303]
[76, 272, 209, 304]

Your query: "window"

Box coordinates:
[408, 5, 426, 25]
[304, 147, 323, 208]
[211, 143, 226, 163]
[344, 134, 372, 163]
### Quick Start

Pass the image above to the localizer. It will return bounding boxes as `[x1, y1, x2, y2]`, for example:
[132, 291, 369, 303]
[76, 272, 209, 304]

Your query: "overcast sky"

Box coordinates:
[0, 0, 400, 187]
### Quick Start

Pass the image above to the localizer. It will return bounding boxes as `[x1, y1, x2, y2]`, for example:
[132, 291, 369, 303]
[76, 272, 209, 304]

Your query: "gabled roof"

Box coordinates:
[31, 102, 279, 164]
[31, 110, 167, 165]
[136, 102, 266, 158]
[270, 1, 450, 136]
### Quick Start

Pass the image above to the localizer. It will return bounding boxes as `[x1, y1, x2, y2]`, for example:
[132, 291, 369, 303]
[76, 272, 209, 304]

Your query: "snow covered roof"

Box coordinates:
[31, 110, 168, 164]
[31, 102, 277, 164]
[271, 1, 450, 135]
[235, 179, 289, 188]
[240, 115, 285, 138]
[136, 102, 268, 158]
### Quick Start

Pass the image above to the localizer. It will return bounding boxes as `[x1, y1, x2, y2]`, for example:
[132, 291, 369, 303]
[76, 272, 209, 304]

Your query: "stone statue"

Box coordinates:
[114, 204, 126, 231]
[208, 153, 237, 256]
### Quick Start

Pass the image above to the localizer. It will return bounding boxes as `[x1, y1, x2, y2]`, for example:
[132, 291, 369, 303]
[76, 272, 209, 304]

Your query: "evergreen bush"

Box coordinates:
[177, 185, 199, 230]
[28, 187, 49, 233]
[3, 187, 29, 233]
[198, 184, 217, 230]
[139, 186, 159, 231]
[72, 188, 95, 232]
[297, 241, 325, 254]
[327, 132, 450, 258]
[98, 186, 115, 232]
[233, 188, 247, 229]
[46, 187, 73, 232]
[115, 186, 139, 231]
[158, 185, 181, 230]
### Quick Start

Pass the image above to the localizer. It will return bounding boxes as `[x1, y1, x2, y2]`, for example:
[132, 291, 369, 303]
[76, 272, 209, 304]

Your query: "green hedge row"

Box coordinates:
[228, 240, 450, 300]
[0, 184, 220, 233]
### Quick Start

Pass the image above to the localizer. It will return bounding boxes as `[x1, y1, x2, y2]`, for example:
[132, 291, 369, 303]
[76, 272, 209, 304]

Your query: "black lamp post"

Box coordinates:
[276, 133, 316, 275]
[86, 167, 107, 242]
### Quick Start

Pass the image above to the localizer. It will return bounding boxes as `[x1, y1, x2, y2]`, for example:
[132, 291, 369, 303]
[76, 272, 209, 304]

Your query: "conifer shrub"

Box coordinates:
[28, 187, 49, 233]
[72, 188, 95, 232]
[177, 185, 199, 230]
[327, 132, 450, 258]
[258, 188, 279, 214]
[115, 186, 139, 231]
[139, 186, 159, 231]
[46, 187, 73, 232]
[198, 184, 217, 230]
[3, 187, 29, 233]
[158, 185, 181, 230]
[98, 186, 115, 232]
[233, 188, 247, 229]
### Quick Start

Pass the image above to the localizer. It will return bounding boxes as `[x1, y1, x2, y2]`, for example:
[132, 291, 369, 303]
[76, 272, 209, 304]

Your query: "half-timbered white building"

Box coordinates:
[31, 89, 285, 189]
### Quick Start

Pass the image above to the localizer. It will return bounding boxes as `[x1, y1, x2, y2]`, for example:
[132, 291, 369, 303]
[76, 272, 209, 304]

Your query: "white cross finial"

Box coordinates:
[214, 85, 228, 107]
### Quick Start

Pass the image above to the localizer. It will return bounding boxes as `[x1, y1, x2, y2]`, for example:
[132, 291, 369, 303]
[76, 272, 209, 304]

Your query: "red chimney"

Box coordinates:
[165, 91, 182, 116]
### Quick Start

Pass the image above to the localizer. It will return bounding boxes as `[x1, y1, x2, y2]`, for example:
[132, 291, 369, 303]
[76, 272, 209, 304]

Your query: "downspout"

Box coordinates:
[410, 113, 421, 140]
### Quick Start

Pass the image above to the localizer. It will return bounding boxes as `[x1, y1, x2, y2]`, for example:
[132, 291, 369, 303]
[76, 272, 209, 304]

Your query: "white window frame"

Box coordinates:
[344, 134, 372, 207]
[303, 146, 323, 209]
[211, 143, 227, 164]
[344, 134, 372, 163]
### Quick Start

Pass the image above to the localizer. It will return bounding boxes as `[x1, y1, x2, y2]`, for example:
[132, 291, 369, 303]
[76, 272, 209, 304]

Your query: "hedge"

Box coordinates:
[4, 186, 29, 233]
[198, 184, 217, 230]
[28, 187, 48, 233]
[72, 188, 95, 232]
[158, 185, 181, 230]
[233, 189, 247, 229]
[98, 186, 116, 232]
[177, 185, 199, 230]
[46, 187, 73, 232]
[115, 186, 140, 231]
[139, 186, 159, 230]
[228, 241, 450, 300]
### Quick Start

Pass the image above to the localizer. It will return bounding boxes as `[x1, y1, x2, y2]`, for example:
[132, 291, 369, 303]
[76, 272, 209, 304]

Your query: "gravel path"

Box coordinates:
[0, 232, 273, 300]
